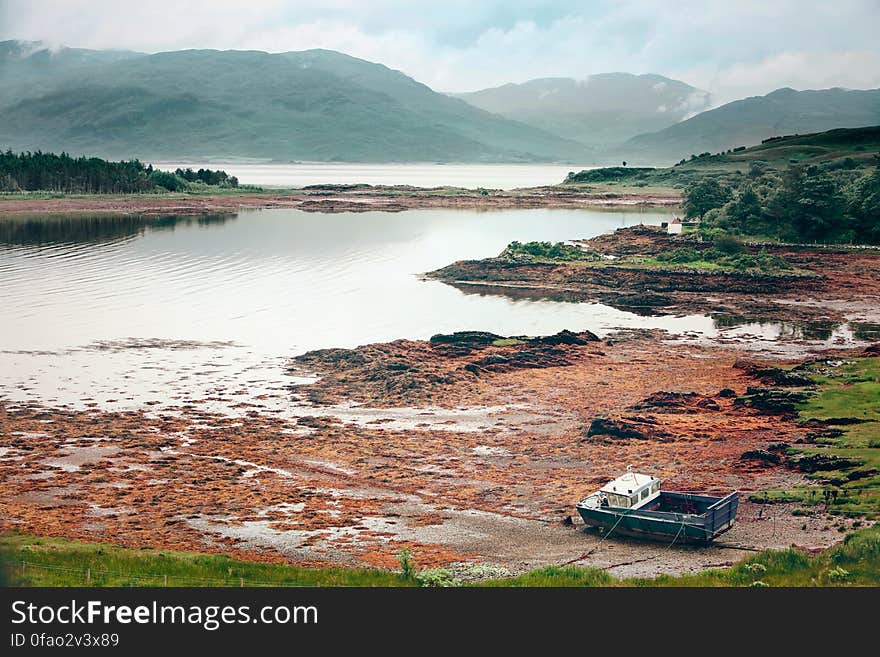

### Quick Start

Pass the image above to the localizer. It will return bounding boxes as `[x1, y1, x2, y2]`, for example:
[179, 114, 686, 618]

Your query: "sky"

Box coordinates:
[2, 0, 880, 104]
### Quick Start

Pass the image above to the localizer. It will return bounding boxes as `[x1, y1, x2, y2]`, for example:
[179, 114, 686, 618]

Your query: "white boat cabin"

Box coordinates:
[597, 472, 661, 510]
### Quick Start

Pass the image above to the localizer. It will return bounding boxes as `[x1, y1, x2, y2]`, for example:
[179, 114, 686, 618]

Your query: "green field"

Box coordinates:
[3, 527, 878, 588]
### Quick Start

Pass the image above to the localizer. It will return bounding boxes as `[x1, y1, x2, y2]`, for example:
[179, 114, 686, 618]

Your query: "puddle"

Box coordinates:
[42, 445, 120, 472]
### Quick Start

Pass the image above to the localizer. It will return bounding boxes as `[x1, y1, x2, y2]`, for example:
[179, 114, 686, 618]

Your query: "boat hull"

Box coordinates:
[576, 491, 739, 544]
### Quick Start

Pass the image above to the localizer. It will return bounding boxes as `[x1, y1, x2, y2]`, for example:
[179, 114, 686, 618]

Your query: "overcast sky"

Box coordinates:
[2, 0, 879, 104]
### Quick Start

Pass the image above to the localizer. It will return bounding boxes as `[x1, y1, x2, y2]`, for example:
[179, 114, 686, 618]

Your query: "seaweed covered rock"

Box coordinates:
[465, 347, 572, 374]
[429, 331, 505, 346]
[530, 329, 599, 345]
[585, 416, 673, 442]
[788, 453, 862, 473]
[740, 449, 782, 465]
[733, 387, 815, 415]
[733, 359, 814, 386]
[631, 391, 720, 412]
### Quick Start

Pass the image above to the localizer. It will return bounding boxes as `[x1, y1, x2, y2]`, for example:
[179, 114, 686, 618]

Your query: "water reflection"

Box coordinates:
[0, 213, 234, 246]
[711, 316, 867, 343]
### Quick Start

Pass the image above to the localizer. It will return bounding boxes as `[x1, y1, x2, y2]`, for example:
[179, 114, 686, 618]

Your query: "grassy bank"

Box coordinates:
[564, 126, 880, 193]
[750, 357, 880, 517]
[3, 527, 878, 587]
[0, 533, 412, 587]
[501, 240, 814, 277]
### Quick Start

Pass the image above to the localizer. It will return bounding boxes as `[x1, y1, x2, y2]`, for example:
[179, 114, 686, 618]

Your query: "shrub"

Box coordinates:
[396, 548, 416, 579]
[417, 568, 460, 587]
[714, 234, 745, 255]
[503, 241, 598, 262]
[656, 247, 702, 264]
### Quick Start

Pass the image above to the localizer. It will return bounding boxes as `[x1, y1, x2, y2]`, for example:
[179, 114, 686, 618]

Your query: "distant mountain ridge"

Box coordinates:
[2, 41, 878, 165]
[624, 87, 880, 163]
[0, 41, 590, 163]
[455, 73, 711, 148]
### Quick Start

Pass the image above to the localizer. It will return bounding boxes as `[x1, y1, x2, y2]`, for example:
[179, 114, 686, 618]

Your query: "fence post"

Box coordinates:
[86, 568, 90, 585]
[240, 577, 244, 588]
[164, 574, 167, 587]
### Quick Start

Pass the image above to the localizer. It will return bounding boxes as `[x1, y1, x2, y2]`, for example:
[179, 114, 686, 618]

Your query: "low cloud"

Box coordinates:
[1, 0, 879, 102]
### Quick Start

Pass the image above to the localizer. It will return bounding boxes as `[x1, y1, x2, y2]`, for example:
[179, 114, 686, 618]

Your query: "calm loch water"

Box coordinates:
[1, 206, 860, 412]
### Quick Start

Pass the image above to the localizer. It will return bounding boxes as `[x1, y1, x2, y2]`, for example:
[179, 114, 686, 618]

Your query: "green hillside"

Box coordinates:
[0, 42, 590, 163]
[625, 87, 880, 164]
[456, 73, 710, 148]
[566, 125, 880, 189]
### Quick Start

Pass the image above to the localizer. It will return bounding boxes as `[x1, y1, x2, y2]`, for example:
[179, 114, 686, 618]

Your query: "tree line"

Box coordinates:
[684, 161, 880, 244]
[0, 151, 238, 194]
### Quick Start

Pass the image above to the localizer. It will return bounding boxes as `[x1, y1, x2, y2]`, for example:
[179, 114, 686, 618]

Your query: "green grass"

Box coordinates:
[564, 127, 880, 193]
[491, 338, 526, 347]
[755, 357, 880, 517]
[0, 533, 413, 587]
[4, 527, 878, 587]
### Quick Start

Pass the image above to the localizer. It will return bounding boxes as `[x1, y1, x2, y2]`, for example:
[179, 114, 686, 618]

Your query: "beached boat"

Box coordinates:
[576, 470, 739, 543]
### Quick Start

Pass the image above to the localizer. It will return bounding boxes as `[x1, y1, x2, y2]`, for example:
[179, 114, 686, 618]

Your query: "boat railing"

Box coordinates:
[704, 491, 739, 535]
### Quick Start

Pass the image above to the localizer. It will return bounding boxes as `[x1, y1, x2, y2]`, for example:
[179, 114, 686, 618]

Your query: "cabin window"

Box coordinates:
[641, 489, 649, 500]
[651, 482, 660, 494]
[608, 493, 629, 508]
[630, 495, 638, 506]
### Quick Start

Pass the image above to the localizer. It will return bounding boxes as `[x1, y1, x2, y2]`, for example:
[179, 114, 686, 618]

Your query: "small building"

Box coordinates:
[667, 217, 683, 234]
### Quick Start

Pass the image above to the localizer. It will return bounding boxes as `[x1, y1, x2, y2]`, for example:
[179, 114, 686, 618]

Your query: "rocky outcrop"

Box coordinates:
[740, 449, 782, 465]
[531, 329, 600, 345]
[429, 331, 505, 346]
[733, 387, 815, 415]
[585, 416, 673, 442]
[788, 453, 862, 473]
[733, 360, 814, 387]
[290, 328, 602, 404]
[631, 391, 721, 413]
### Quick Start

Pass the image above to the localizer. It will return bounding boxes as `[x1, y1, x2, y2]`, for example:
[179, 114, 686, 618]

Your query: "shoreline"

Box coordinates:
[0, 186, 681, 217]
[2, 328, 874, 577]
[2, 200, 877, 582]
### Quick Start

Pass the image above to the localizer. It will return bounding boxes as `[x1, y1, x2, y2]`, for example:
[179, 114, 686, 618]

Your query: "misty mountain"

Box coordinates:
[455, 73, 711, 148]
[0, 42, 591, 163]
[625, 87, 880, 163]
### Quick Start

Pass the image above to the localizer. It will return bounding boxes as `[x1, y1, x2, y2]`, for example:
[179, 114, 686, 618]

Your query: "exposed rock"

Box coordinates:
[465, 347, 572, 374]
[718, 388, 737, 398]
[733, 359, 814, 386]
[733, 387, 814, 415]
[740, 450, 781, 465]
[585, 416, 673, 442]
[530, 329, 600, 345]
[429, 331, 505, 346]
[631, 391, 720, 413]
[789, 453, 862, 473]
